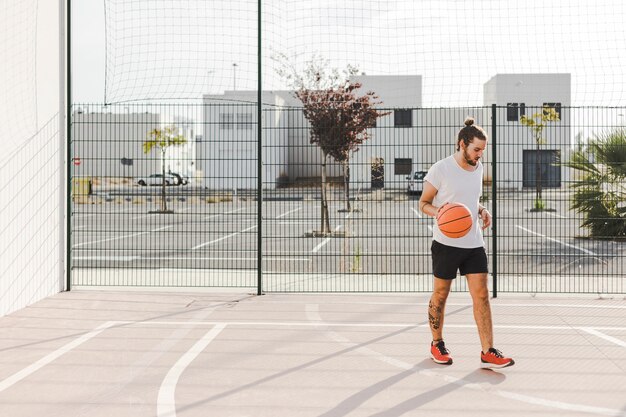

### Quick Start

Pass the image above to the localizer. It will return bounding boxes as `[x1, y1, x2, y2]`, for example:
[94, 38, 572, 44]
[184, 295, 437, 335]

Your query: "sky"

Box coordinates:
[74, 0, 626, 107]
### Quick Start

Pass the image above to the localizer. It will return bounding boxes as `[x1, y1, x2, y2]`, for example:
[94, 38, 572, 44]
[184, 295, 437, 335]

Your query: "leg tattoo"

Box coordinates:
[429, 301, 442, 330]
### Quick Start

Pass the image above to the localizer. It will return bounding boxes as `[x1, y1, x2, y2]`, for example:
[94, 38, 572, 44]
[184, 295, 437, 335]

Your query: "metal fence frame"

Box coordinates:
[68, 104, 626, 294]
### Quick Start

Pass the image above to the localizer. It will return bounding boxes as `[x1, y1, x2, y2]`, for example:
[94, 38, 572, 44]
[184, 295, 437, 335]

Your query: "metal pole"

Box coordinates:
[65, 0, 72, 291]
[59, 0, 67, 292]
[491, 104, 498, 298]
[256, 0, 263, 295]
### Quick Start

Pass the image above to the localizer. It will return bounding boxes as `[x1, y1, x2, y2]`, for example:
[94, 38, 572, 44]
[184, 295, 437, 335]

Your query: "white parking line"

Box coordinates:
[410, 207, 422, 218]
[131, 206, 195, 221]
[192, 225, 257, 250]
[515, 225, 597, 256]
[312, 225, 343, 253]
[276, 207, 302, 218]
[156, 323, 226, 417]
[77, 208, 134, 218]
[311, 211, 353, 253]
[204, 207, 245, 220]
[546, 212, 567, 219]
[0, 321, 117, 394]
[72, 226, 172, 248]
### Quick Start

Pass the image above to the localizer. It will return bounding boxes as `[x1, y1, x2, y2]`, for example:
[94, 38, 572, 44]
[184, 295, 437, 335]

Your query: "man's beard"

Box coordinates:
[464, 149, 479, 166]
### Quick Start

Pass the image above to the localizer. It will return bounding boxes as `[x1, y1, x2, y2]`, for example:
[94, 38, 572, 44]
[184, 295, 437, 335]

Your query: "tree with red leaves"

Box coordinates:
[276, 54, 389, 234]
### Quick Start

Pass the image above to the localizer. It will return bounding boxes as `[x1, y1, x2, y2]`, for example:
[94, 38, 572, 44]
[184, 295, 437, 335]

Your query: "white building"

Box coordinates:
[72, 111, 161, 179]
[201, 75, 424, 190]
[200, 73, 572, 191]
[483, 73, 572, 189]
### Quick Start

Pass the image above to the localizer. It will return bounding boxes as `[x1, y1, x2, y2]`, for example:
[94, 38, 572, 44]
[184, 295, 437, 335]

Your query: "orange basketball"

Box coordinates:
[437, 202, 473, 238]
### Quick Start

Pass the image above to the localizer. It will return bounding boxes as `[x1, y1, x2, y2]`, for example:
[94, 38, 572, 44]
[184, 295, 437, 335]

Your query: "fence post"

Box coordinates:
[256, 0, 263, 295]
[65, 0, 72, 292]
[491, 104, 498, 298]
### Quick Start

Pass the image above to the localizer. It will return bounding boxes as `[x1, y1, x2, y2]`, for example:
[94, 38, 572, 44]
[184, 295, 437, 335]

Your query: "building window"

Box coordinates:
[543, 102, 562, 119]
[238, 112, 253, 130]
[522, 149, 561, 188]
[394, 109, 412, 127]
[394, 158, 412, 176]
[220, 113, 233, 130]
[507, 103, 526, 122]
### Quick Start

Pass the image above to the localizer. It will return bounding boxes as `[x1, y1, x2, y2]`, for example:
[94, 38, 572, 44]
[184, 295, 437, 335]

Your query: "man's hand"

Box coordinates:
[480, 208, 492, 229]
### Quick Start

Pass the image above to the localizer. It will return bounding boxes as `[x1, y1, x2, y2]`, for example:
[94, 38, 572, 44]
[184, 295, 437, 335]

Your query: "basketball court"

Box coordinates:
[1, 290, 624, 417]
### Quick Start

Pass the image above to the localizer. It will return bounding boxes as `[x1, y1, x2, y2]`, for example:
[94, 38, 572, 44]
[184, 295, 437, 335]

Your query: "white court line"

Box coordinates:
[129, 321, 626, 332]
[305, 305, 625, 417]
[157, 323, 226, 417]
[192, 225, 257, 250]
[72, 226, 172, 248]
[256, 300, 626, 310]
[516, 225, 598, 256]
[580, 327, 626, 348]
[276, 207, 302, 218]
[73, 256, 309, 263]
[0, 321, 117, 393]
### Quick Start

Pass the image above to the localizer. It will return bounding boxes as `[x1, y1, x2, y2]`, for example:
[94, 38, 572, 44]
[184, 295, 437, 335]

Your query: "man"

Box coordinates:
[419, 117, 514, 369]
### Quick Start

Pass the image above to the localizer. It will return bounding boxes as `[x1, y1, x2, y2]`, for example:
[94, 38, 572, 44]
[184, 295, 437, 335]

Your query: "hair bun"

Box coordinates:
[464, 117, 475, 126]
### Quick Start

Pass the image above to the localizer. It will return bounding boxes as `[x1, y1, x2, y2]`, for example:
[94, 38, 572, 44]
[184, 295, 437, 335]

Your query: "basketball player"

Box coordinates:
[419, 117, 514, 369]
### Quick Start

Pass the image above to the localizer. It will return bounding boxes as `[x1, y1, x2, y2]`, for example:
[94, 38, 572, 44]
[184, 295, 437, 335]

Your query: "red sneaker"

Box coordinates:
[481, 348, 515, 369]
[430, 340, 453, 365]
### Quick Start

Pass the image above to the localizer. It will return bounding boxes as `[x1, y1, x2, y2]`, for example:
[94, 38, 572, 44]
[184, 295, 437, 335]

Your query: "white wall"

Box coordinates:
[484, 74, 572, 189]
[72, 112, 161, 178]
[202, 76, 423, 190]
[0, 0, 65, 316]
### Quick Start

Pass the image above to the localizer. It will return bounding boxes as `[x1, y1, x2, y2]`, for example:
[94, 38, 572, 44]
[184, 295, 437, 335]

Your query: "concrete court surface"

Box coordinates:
[0, 290, 625, 417]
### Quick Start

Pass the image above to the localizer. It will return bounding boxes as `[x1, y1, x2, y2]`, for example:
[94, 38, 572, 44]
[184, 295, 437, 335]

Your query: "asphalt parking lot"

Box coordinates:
[70, 187, 625, 293]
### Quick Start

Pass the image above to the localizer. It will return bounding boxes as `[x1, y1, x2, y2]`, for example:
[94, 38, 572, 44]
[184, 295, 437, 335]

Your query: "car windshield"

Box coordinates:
[414, 172, 425, 180]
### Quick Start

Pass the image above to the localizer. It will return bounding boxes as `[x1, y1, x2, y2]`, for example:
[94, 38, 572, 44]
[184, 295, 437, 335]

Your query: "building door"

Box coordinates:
[522, 149, 561, 188]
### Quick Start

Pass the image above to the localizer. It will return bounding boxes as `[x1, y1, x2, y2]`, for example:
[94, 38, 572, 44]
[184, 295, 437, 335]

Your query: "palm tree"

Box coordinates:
[564, 128, 626, 238]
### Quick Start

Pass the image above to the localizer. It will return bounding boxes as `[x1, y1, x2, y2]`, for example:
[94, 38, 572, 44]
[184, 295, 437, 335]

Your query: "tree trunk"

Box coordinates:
[161, 149, 168, 212]
[320, 153, 331, 234]
[342, 160, 351, 212]
[536, 141, 542, 205]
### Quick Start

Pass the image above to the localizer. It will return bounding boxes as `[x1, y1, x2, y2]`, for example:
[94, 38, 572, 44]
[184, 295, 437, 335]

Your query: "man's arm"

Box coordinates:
[419, 181, 441, 218]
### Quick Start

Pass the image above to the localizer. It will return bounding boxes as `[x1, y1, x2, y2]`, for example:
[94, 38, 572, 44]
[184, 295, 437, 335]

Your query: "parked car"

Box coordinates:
[136, 173, 177, 186]
[168, 172, 189, 186]
[406, 170, 427, 195]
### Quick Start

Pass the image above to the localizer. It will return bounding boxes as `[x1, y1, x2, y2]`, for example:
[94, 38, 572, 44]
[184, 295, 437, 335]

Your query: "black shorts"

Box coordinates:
[431, 240, 488, 280]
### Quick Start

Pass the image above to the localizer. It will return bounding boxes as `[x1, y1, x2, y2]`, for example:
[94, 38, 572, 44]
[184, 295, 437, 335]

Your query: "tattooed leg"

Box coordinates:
[429, 301, 442, 330]
[429, 278, 451, 343]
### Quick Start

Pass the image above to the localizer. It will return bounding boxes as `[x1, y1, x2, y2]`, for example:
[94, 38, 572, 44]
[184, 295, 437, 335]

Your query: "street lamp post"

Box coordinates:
[233, 63, 238, 90]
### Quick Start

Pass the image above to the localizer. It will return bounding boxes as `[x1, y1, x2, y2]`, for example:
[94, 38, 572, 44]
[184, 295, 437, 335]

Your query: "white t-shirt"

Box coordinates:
[424, 155, 485, 248]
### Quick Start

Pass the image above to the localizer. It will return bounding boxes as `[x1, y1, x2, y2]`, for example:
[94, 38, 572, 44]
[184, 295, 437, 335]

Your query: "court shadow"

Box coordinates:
[365, 367, 507, 417]
[318, 360, 507, 417]
[463, 367, 507, 385]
